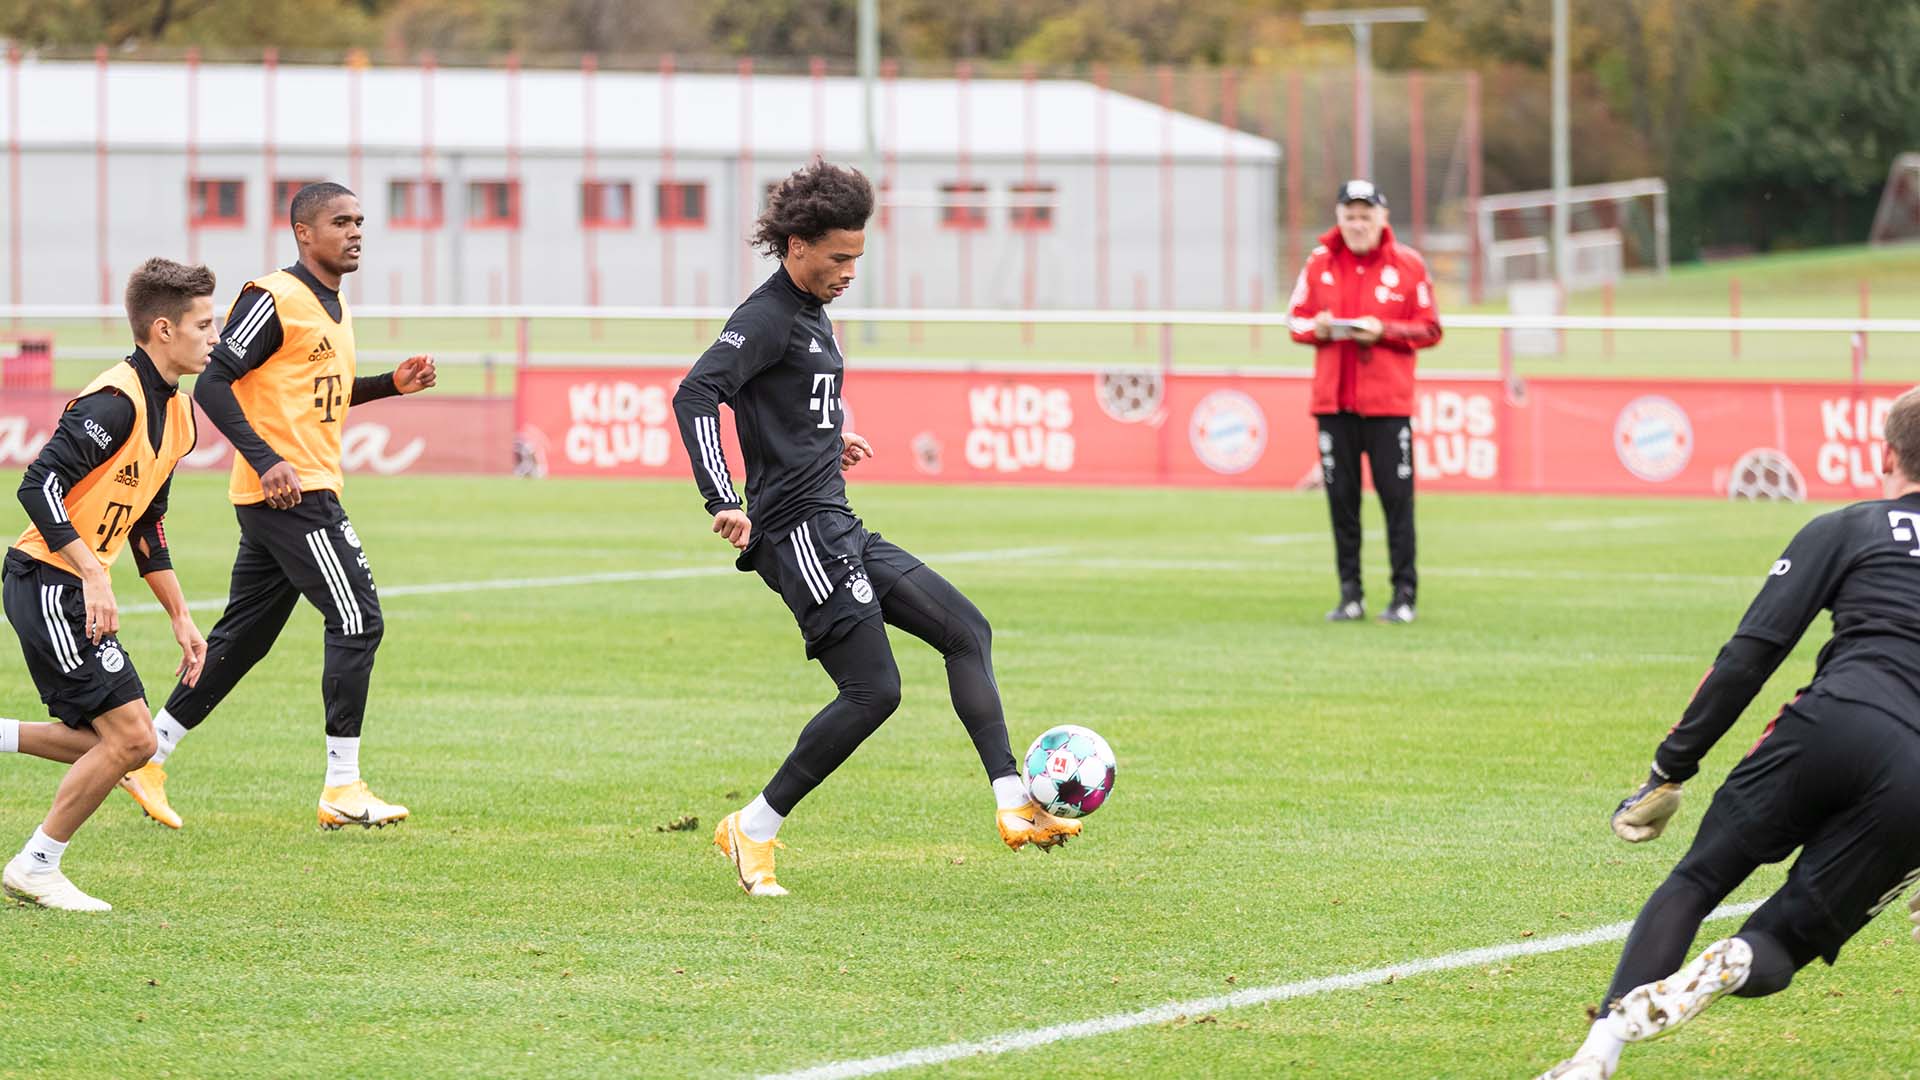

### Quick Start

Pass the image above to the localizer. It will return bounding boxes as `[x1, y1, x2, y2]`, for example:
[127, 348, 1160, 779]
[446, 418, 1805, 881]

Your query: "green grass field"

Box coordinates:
[16, 243, 1920, 393]
[1, 475, 1915, 1078]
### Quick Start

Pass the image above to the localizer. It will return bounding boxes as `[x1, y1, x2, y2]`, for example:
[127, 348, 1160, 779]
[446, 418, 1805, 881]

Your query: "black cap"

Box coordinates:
[1336, 179, 1387, 208]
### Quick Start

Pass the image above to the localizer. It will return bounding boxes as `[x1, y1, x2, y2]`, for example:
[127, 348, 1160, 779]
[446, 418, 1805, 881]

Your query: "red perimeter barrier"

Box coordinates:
[0, 394, 511, 477]
[0, 372, 1893, 506]
[515, 366, 1899, 503]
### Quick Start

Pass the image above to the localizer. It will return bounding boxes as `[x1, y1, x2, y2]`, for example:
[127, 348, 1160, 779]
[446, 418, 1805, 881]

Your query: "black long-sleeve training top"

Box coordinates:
[16, 349, 177, 576]
[194, 261, 398, 475]
[671, 265, 851, 546]
[1654, 493, 1920, 781]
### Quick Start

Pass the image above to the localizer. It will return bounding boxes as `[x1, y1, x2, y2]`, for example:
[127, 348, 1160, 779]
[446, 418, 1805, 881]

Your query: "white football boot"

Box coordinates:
[1614, 936, 1753, 1042]
[3, 855, 112, 912]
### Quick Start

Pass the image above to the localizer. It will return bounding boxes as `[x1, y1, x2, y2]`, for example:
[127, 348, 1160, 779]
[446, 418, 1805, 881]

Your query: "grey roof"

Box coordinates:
[3, 57, 1278, 163]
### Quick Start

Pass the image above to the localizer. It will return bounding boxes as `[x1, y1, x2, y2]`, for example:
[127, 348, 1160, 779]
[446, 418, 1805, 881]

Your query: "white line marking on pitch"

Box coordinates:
[760, 900, 1766, 1080]
[1069, 557, 1759, 588]
[115, 545, 1071, 616]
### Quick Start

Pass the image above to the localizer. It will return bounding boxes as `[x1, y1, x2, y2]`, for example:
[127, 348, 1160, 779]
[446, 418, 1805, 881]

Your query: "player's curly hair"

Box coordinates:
[753, 161, 874, 258]
[124, 257, 216, 343]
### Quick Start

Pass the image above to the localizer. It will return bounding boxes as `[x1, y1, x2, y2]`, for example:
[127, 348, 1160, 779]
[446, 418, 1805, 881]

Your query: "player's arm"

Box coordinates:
[195, 287, 302, 508]
[1376, 256, 1442, 349]
[671, 308, 785, 550]
[1286, 263, 1329, 343]
[15, 390, 135, 642]
[124, 473, 206, 684]
[1614, 514, 1848, 841]
[351, 355, 437, 404]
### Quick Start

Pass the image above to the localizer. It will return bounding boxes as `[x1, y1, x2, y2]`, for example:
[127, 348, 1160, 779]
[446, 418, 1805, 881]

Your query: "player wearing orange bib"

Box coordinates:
[124, 183, 436, 831]
[0, 259, 215, 911]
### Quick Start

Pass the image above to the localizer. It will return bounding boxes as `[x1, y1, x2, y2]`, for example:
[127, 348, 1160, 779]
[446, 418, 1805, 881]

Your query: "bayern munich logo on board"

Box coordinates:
[1613, 395, 1694, 482]
[1188, 390, 1267, 475]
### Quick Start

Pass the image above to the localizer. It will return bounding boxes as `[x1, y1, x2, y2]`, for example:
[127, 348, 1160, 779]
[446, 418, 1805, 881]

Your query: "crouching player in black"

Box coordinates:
[0, 259, 214, 911]
[672, 161, 1080, 897]
[1537, 387, 1920, 1079]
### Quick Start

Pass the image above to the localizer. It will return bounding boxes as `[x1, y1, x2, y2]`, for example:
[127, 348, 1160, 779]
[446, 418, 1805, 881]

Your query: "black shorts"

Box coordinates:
[744, 510, 924, 658]
[3, 549, 145, 727]
[1709, 692, 1920, 963]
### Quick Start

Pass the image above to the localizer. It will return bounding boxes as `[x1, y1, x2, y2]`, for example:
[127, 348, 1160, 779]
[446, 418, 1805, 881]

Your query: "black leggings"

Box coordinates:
[761, 564, 1018, 815]
[1601, 809, 1815, 1008]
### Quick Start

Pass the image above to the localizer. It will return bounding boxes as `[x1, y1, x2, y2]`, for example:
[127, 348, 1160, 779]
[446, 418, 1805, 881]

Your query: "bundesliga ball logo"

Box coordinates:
[1023, 724, 1116, 819]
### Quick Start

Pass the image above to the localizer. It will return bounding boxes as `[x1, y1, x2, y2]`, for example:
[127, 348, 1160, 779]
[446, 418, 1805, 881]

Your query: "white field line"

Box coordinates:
[761, 900, 1766, 1080]
[114, 545, 1070, 616]
[1067, 556, 1760, 588]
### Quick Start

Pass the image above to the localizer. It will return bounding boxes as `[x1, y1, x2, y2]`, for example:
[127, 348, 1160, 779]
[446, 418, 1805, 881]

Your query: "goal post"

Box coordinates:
[1475, 177, 1669, 294]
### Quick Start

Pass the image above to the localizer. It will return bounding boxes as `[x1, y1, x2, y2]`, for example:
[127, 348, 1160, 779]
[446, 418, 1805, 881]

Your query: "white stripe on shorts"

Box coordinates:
[41, 584, 81, 673]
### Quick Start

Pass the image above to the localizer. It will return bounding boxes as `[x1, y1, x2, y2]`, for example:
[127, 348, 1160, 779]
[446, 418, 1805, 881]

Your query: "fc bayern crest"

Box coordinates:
[1188, 390, 1267, 475]
[1614, 395, 1694, 482]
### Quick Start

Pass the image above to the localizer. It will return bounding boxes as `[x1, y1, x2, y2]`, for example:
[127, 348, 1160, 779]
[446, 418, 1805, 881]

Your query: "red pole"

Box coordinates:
[1408, 71, 1426, 250]
[1602, 280, 1615, 358]
[507, 52, 522, 306]
[1158, 65, 1175, 310]
[1859, 278, 1871, 365]
[6, 44, 20, 315]
[488, 271, 501, 340]
[1350, 62, 1364, 177]
[661, 52, 677, 307]
[263, 47, 278, 270]
[582, 53, 599, 333]
[738, 57, 754, 299]
[882, 59, 898, 308]
[1094, 63, 1110, 309]
[420, 52, 436, 306]
[810, 56, 826, 161]
[909, 274, 923, 345]
[186, 47, 200, 265]
[346, 49, 365, 304]
[389, 272, 401, 339]
[1250, 272, 1263, 352]
[1729, 276, 1741, 359]
[1221, 68, 1238, 312]
[1286, 71, 1303, 289]
[694, 270, 708, 341]
[1021, 62, 1037, 344]
[1465, 72, 1484, 305]
[95, 45, 109, 318]
[1134, 275, 1148, 348]
[957, 61, 973, 308]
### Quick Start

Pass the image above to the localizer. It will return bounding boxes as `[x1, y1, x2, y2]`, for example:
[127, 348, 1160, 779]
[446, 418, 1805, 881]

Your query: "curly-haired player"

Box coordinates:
[671, 161, 1081, 897]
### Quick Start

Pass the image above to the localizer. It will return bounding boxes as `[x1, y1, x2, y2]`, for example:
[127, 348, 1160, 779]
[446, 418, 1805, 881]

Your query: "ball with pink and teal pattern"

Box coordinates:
[1022, 724, 1116, 819]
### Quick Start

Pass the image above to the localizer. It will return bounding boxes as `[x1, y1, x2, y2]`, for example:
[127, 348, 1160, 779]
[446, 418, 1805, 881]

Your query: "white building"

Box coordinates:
[0, 56, 1279, 311]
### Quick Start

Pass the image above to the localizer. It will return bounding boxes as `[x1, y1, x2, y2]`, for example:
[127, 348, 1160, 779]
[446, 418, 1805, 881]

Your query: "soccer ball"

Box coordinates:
[1022, 724, 1116, 818]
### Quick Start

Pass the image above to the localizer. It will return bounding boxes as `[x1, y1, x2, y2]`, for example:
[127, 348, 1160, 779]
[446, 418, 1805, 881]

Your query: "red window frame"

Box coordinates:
[468, 180, 521, 229]
[582, 181, 635, 230]
[940, 182, 988, 231]
[272, 179, 323, 224]
[1009, 182, 1056, 231]
[656, 181, 707, 229]
[389, 178, 445, 229]
[189, 178, 246, 228]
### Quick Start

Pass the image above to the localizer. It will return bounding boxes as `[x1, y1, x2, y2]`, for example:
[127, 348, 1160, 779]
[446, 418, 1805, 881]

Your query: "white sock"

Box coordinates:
[1576, 1011, 1628, 1071]
[0, 718, 18, 754]
[738, 794, 784, 843]
[324, 736, 361, 787]
[20, 826, 67, 872]
[992, 774, 1031, 811]
[151, 709, 189, 765]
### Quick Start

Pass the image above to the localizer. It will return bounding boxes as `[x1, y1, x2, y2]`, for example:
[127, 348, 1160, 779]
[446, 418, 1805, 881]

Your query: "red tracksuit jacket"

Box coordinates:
[1288, 224, 1443, 416]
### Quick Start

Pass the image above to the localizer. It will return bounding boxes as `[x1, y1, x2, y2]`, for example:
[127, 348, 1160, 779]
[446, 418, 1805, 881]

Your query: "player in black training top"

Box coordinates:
[1536, 389, 1920, 1079]
[672, 161, 1081, 897]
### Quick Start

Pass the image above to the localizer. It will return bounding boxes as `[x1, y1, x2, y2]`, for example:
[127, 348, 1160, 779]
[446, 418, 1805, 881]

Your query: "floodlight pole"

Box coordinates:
[1303, 6, 1425, 179]
[1551, 0, 1571, 292]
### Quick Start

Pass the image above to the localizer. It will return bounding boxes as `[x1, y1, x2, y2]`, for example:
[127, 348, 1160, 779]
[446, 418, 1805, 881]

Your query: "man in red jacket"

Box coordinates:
[1289, 180, 1443, 623]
